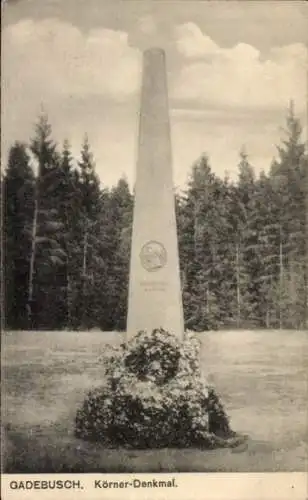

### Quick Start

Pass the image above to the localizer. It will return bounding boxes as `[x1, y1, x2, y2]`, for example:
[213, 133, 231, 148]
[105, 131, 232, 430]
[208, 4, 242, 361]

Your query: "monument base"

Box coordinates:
[75, 329, 246, 449]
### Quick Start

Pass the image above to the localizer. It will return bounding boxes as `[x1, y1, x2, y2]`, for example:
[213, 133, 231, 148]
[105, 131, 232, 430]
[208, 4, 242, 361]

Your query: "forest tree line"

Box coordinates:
[1, 104, 308, 331]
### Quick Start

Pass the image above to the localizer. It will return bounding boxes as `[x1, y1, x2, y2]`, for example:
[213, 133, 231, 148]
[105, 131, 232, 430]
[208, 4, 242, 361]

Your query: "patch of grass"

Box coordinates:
[2, 330, 307, 472]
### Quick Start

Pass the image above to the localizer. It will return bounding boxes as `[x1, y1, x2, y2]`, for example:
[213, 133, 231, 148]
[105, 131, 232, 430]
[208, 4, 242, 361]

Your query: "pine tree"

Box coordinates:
[103, 177, 133, 330]
[176, 189, 196, 329]
[270, 102, 307, 328]
[29, 113, 66, 329]
[304, 150, 308, 329]
[180, 154, 233, 330]
[3, 142, 35, 328]
[235, 148, 263, 326]
[0, 173, 3, 330]
[56, 139, 80, 328]
[252, 172, 281, 327]
[184, 155, 216, 330]
[73, 135, 102, 329]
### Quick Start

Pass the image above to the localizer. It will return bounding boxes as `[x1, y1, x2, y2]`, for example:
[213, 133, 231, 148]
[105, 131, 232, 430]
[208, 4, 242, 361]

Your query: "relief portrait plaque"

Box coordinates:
[139, 240, 167, 272]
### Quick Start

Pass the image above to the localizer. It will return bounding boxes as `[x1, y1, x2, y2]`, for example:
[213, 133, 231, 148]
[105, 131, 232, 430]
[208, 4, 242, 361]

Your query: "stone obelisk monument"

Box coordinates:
[127, 48, 184, 339]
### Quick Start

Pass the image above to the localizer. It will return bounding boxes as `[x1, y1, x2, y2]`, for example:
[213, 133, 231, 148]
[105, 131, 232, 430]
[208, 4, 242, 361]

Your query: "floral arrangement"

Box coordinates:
[75, 328, 238, 448]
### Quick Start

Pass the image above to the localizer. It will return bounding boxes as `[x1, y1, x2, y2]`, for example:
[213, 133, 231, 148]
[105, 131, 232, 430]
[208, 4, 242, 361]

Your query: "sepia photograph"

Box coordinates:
[1, 0, 307, 491]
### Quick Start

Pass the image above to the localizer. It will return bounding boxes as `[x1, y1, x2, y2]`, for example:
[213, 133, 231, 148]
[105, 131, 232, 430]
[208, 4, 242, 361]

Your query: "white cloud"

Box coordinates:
[173, 22, 307, 111]
[2, 16, 307, 190]
[2, 18, 141, 100]
[1, 18, 142, 185]
[175, 22, 219, 58]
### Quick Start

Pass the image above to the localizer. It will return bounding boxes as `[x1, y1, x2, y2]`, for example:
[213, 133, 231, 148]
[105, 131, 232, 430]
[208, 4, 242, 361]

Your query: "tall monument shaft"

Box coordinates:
[127, 48, 184, 338]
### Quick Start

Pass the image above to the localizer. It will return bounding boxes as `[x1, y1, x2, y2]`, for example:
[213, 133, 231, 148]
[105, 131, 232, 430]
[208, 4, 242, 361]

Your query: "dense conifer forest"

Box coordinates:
[2, 104, 307, 331]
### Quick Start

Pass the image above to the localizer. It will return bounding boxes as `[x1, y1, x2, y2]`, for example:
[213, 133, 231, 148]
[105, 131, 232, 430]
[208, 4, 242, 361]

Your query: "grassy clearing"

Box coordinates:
[2, 329, 307, 472]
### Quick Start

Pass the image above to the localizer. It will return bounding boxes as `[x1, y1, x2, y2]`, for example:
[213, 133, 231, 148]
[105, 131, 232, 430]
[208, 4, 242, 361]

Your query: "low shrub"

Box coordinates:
[75, 329, 238, 448]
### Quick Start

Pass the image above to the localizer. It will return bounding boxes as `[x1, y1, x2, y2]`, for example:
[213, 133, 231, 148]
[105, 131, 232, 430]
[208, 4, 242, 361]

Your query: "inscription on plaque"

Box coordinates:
[140, 280, 167, 292]
[140, 241, 167, 272]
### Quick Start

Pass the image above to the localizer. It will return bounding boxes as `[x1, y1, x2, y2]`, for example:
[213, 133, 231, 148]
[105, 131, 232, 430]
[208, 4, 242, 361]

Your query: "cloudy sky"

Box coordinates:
[2, 0, 307, 188]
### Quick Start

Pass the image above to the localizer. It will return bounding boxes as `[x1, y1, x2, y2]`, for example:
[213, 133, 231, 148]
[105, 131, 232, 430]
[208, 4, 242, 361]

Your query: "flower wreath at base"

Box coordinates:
[75, 328, 246, 449]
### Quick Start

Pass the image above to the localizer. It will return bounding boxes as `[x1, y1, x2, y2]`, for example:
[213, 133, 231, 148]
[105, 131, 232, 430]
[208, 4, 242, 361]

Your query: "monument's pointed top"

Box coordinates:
[143, 47, 166, 58]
